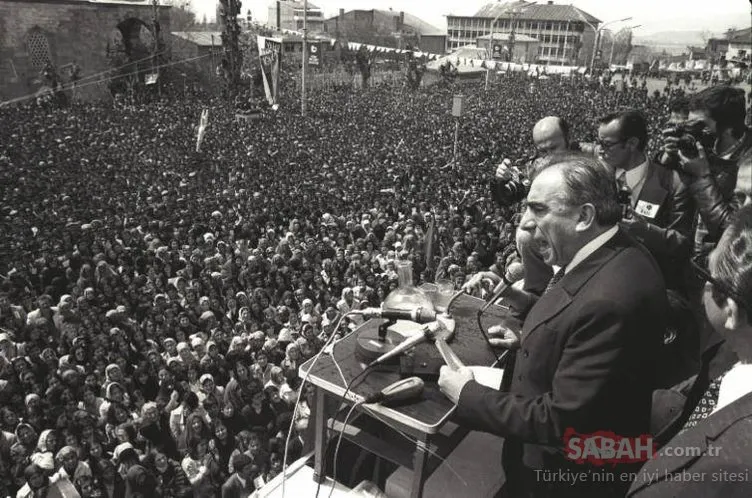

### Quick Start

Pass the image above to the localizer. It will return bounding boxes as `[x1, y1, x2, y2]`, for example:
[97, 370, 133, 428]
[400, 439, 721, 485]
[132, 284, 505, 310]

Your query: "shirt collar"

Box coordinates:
[237, 475, 247, 487]
[565, 225, 619, 275]
[615, 158, 648, 190]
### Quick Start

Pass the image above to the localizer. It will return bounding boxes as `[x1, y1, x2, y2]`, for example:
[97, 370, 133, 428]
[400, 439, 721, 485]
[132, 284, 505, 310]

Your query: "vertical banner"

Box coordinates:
[308, 42, 321, 66]
[257, 35, 282, 106]
[196, 108, 209, 152]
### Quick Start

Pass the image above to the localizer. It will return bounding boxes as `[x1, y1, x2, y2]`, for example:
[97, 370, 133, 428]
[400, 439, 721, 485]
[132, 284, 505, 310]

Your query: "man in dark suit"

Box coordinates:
[439, 153, 669, 498]
[597, 109, 697, 385]
[221, 453, 259, 498]
[597, 109, 694, 295]
[628, 204, 752, 498]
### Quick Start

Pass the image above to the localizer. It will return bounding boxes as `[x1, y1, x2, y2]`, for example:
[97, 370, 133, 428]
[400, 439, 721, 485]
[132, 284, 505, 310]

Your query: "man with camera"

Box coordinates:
[662, 86, 752, 267]
[489, 117, 591, 297]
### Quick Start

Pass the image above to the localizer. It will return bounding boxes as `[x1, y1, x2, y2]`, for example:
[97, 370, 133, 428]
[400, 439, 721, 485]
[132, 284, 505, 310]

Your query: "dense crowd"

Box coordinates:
[0, 74, 675, 497]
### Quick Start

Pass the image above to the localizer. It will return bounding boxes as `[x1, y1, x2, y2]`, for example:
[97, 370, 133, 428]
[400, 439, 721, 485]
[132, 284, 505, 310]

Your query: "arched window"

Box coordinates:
[26, 30, 52, 70]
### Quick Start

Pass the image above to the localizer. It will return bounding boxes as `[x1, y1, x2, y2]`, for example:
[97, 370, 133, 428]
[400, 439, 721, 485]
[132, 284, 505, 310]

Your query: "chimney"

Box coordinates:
[339, 8, 344, 17]
[277, 0, 281, 29]
[396, 11, 404, 31]
[547, 1, 553, 4]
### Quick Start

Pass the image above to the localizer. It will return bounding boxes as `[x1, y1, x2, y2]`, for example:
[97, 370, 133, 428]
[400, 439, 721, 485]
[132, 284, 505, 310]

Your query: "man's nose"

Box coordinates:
[518, 210, 535, 232]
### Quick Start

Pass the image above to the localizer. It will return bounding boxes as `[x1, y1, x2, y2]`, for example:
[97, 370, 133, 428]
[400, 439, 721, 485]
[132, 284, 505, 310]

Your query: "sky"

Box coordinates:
[191, 0, 751, 36]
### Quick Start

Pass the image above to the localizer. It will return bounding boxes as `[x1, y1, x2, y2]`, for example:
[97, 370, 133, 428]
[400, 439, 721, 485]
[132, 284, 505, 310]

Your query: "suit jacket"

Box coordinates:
[628, 391, 752, 498]
[622, 161, 693, 294]
[221, 474, 255, 498]
[456, 229, 668, 497]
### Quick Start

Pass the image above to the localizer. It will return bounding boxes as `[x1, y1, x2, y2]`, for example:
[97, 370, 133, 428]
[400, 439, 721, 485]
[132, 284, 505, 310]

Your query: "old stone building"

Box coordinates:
[0, 0, 171, 103]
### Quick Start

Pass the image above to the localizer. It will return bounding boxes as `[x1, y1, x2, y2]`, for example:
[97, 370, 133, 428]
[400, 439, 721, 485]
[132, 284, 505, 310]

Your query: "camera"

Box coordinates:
[662, 121, 708, 162]
[617, 186, 633, 219]
[495, 177, 531, 206]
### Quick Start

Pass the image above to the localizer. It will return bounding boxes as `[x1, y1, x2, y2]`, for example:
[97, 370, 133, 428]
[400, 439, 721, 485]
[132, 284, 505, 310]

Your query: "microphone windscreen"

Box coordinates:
[505, 261, 525, 283]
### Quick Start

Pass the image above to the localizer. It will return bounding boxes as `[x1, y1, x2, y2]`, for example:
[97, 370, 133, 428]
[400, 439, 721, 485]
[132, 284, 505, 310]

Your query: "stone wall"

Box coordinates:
[0, 0, 171, 103]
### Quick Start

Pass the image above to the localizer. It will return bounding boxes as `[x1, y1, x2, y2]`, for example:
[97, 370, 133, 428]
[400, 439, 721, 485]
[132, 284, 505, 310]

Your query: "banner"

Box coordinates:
[196, 108, 209, 152]
[258, 35, 281, 106]
[308, 42, 321, 66]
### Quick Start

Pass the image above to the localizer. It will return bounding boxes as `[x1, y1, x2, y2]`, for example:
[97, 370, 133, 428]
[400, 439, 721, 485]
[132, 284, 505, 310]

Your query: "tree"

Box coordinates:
[168, 0, 197, 31]
[355, 45, 374, 88]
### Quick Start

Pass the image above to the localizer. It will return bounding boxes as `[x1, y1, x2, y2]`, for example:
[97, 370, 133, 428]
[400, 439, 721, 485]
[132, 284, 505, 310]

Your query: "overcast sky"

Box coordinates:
[192, 0, 751, 36]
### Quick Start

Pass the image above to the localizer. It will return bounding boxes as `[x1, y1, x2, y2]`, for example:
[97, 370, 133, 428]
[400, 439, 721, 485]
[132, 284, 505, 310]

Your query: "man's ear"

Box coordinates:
[724, 298, 747, 330]
[575, 204, 596, 232]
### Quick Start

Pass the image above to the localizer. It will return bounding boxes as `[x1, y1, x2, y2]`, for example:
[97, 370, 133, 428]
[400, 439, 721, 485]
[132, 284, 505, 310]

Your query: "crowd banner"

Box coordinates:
[257, 35, 282, 106]
[196, 108, 209, 152]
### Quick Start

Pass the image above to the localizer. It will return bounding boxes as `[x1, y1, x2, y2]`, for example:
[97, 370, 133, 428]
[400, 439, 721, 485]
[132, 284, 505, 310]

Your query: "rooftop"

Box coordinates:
[728, 27, 752, 45]
[473, 1, 600, 24]
[325, 9, 444, 36]
[171, 31, 223, 47]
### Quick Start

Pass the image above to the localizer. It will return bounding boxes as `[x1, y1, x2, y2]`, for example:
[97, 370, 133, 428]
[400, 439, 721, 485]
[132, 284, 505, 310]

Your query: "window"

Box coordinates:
[26, 30, 52, 70]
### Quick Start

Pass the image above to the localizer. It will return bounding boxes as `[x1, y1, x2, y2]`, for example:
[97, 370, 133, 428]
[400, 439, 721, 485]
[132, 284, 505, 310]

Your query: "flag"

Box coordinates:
[196, 108, 209, 152]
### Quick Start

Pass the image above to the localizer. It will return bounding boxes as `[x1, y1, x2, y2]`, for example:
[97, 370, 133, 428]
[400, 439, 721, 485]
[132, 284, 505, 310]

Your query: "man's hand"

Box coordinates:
[678, 142, 711, 178]
[438, 365, 475, 404]
[495, 159, 513, 180]
[461, 271, 500, 295]
[488, 324, 520, 350]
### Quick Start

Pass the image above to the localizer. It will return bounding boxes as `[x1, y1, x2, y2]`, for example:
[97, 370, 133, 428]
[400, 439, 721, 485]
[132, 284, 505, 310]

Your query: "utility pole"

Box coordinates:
[151, 0, 160, 96]
[301, 0, 308, 116]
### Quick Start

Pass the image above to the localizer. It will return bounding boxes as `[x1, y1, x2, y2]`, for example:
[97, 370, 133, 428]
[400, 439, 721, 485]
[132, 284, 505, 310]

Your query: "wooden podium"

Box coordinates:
[299, 292, 519, 498]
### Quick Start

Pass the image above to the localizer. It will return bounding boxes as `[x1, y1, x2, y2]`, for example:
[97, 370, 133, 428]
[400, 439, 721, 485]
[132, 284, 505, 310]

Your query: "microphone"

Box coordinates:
[352, 307, 437, 324]
[370, 326, 430, 366]
[479, 262, 525, 314]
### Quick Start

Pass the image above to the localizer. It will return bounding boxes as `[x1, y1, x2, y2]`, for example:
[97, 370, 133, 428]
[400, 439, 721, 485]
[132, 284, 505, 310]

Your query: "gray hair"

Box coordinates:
[532, 152, 621, 226]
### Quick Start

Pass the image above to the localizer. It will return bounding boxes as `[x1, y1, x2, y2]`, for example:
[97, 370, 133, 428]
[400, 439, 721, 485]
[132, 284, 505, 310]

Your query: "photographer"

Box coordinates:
[488, 117, 575, 298]
[661, 86, 752, 264]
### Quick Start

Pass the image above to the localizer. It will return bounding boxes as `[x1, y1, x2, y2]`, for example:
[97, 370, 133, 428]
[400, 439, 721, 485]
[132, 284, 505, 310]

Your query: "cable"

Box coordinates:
[281, 311, 353, 498]
[328, 400, 364, 498]
[476, 309, 504, 366]
[1, 50, 224, 107]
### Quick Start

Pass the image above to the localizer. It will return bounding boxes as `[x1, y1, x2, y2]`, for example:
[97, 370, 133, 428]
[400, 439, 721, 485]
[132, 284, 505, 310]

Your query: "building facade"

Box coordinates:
[267, 0, 324, 33]
[476, 33, 539, 63]
[726, 27, 751, 63]
[323, 9, 446, 55]
[446, 0, 600, 65]
[0, 0, 171, 102]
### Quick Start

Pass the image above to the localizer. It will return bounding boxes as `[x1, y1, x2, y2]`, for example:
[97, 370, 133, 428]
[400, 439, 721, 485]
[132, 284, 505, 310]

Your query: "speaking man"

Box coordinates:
[440, 153, 669, 497]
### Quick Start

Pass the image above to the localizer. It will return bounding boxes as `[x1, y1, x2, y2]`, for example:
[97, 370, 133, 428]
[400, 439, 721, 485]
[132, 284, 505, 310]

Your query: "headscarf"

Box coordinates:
[36, 429, 54, 453]
[105, 363, 122, 383]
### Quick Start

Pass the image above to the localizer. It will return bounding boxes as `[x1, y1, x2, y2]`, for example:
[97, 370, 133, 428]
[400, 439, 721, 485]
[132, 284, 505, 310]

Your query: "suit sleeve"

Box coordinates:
[456, 300, 635, 445]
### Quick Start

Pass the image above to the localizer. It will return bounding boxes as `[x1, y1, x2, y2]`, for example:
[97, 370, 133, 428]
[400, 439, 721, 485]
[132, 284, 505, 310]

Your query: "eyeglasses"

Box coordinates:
[691, 256, 748, 310]
[597, 139, 625, 151]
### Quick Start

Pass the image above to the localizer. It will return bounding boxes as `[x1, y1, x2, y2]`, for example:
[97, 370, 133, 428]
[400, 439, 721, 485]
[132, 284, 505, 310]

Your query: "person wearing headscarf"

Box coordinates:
[197, 374, 223, 410]
[138, 402, 178, 460]
[99, 382, 127, 423]
[54, 445, 92, 483]
[35, 429, 59, 461]
[15, 423, 39, 455]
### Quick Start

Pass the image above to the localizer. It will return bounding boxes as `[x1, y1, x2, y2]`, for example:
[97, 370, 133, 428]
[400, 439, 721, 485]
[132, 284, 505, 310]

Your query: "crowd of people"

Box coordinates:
[0, 74, 679, 497]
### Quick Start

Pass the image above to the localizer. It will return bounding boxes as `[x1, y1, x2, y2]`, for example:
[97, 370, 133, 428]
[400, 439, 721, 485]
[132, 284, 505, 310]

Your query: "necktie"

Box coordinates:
[680, 375, 724, 433]
[616, 170, 629, 192]
[544, 267, 565, 295]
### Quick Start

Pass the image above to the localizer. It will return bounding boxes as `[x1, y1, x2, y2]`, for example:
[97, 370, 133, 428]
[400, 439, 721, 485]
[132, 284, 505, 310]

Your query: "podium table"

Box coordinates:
[299, 292, 519, 498]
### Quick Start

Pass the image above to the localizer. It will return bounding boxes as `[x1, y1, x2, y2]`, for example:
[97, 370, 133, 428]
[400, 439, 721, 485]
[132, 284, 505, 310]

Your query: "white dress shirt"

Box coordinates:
[713, 362, 752, 414]
[615, 158, 649, 207]
[565, 225, 619, 275]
